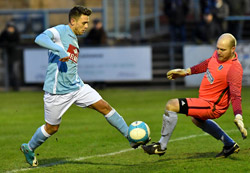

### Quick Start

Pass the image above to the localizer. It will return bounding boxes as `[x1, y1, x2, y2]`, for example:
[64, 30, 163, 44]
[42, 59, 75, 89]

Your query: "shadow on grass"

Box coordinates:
[155, 150, 242, 163]
[185, 149, 248, 160]
[38, 157, 138, 168]
[38, 157, 70, 167]
[36, 148, 248, 169]
[146, 151, 216, 162]
[185, 151, 218, 159]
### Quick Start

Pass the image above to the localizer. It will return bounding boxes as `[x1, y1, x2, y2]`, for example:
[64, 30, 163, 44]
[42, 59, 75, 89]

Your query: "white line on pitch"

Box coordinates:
[6, 129, 239, 173]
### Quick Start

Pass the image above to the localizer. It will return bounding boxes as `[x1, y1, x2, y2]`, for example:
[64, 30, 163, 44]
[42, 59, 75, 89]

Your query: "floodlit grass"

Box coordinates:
[0, 87, 250, 172]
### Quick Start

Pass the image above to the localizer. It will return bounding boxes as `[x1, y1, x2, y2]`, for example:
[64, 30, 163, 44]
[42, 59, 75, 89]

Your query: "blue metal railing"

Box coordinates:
[0, 0, 162, 40]
[0, 7, 104, 39]
[226, 16, 250, 40]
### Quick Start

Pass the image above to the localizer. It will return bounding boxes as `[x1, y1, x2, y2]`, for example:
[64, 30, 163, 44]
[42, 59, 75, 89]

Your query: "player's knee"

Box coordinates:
[166, 99, 179, 112]
[51, 126, 59, 133]
[98, 99, 113, 115]
[45, 124, 59, 135]
[89, 99, 112, 115]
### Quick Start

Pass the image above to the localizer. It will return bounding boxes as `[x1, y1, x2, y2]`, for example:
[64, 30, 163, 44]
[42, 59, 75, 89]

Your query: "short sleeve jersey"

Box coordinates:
[43, 25, 84, 94]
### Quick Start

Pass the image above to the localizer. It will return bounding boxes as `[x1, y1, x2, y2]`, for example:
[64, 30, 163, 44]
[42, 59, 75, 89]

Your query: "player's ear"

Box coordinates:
[231, 46, 236, 54]
[70, 18, 77, 26]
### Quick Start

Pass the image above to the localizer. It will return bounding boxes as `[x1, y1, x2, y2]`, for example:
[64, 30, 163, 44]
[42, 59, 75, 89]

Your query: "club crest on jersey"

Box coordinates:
[218, 65, 223, 70]
[67, 44, 79, 63]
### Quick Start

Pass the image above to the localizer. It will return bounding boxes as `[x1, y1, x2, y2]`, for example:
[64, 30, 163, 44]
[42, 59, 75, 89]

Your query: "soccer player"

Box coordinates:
[20, 6, 142, 167]
[142, 33, 247, 158]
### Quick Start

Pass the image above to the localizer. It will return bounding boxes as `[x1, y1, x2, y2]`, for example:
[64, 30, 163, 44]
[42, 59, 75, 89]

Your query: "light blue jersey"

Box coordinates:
[35, 24, 84, 94]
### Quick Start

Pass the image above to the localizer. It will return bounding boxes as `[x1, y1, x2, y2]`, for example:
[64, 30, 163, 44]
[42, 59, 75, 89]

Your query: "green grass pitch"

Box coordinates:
[0, 87, 250, 172]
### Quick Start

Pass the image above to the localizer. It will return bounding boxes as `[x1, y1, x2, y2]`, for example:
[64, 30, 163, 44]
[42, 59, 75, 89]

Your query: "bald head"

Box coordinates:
[216, 33, 237, 61]
[217, 33, 237, 48]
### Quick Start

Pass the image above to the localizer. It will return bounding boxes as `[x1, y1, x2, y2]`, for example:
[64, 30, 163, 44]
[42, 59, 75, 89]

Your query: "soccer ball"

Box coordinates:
[128, 121, 150, 143]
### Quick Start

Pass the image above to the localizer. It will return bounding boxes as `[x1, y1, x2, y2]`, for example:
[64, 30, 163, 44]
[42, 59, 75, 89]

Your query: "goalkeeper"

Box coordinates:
[142, 33, 247, 158]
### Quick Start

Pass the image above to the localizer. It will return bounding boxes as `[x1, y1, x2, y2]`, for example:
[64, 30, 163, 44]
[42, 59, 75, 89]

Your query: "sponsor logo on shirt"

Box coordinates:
[67, 44, 79, 63]
[206, 69, 214, 84]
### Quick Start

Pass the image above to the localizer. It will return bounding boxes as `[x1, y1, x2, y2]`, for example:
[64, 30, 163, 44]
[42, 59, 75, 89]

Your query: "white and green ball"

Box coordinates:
[128, 121, 150, 143]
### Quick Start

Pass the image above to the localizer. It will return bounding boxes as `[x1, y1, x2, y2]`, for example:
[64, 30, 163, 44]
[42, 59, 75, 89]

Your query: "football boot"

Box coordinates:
[141, 142, 166, 156]
[20, 143, 38, 167]
[216, 143, 240, 158]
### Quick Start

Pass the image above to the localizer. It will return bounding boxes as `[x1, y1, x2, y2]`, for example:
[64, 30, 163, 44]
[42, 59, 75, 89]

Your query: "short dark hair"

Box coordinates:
[69, 5, 92, 22]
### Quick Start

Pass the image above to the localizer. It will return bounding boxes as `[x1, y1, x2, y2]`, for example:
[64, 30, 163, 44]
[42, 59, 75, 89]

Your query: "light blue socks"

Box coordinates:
[105, 109, 128, 138]
[28, 109, 128, 152]
[28, 125, 51, 151]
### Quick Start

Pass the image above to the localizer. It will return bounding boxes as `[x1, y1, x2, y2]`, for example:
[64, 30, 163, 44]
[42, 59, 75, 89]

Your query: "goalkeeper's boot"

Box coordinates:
[216, 143, 240, 158]
[130, 137, 151, 149]
[141, 142, 166, 156]
[20, 143, 38, 167]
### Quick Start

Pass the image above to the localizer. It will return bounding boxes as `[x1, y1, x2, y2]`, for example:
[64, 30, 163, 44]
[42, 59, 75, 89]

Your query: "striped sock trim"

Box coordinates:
[41, 125, 51, 137]
[105, 108, 116, 118]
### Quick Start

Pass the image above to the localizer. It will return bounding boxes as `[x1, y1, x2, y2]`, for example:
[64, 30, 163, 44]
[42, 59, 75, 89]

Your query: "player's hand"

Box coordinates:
[167, 68, 190, 80]
[234, 114, 247, 139]
[59, 57, 69, 62]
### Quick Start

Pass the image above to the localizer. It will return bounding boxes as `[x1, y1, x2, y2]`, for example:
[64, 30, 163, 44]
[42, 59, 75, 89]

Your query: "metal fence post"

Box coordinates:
[169, 42, 175, 90]
[139, 0, 145, 38]
[154, 0, 160, 33]
[102, 0, 108, 32]
[124, 0, 130, 37]
[43, 10, 50, 30]
[114, 0, 120, 37]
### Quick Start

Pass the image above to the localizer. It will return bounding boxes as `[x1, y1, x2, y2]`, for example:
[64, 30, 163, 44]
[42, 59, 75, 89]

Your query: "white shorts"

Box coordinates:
[44, 84, 102, 125]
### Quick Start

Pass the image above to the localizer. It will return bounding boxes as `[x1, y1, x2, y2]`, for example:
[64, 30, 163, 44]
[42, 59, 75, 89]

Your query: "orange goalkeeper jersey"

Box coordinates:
[190, 51, 243, 115]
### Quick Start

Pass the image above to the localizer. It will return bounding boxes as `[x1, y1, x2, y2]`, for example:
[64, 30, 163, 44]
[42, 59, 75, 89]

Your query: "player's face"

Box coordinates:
[216, 38, 235, 62]
[71, 15, 89, 35]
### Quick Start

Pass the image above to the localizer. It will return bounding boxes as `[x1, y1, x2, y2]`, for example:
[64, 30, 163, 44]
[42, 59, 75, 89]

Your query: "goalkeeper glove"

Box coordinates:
[234, 114, 247, 139]
[167, 68, 190, 80]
